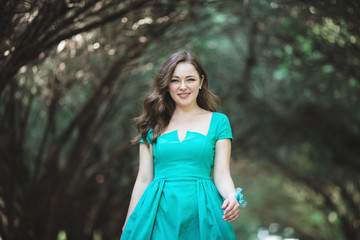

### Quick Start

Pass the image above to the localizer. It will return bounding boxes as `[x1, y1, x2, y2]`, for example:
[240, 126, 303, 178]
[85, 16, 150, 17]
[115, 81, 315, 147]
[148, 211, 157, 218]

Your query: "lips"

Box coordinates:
[178, 93, 190, 98]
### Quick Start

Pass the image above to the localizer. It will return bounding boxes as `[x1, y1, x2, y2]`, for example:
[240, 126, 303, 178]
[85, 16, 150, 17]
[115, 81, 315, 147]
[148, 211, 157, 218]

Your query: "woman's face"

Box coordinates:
[168, 62, 204, 108]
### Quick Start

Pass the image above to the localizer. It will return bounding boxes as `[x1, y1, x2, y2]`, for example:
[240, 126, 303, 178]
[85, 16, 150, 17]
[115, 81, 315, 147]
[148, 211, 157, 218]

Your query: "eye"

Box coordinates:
[187, 78, 196, 82]
[170, 79, 179, 83]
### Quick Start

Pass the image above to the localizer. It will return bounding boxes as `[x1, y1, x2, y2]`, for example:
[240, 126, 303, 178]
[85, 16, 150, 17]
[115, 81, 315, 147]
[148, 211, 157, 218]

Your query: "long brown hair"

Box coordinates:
[132, 50, 219, 146]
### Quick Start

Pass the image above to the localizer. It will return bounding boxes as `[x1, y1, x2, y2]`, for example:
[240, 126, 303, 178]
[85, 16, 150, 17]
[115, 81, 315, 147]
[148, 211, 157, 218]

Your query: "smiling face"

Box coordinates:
[168, 62, 204, 109]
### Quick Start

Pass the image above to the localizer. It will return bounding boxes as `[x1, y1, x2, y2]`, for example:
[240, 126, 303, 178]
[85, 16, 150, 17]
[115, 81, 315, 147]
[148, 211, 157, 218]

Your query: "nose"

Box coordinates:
[180, 80, 187, 90]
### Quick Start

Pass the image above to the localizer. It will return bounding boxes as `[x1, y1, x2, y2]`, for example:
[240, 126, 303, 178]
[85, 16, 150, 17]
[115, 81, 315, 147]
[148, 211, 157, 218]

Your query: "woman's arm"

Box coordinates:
[122, 143, 154, 231]
[213, 138, 240, 223]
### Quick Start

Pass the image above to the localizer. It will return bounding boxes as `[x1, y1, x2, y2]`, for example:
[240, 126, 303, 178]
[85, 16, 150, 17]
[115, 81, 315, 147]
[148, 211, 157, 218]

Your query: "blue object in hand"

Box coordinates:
[235, 188, 247, 207]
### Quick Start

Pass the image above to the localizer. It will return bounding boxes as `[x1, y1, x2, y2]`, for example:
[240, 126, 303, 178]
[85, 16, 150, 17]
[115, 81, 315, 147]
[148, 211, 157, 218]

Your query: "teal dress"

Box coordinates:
[121, 112, 236, 240]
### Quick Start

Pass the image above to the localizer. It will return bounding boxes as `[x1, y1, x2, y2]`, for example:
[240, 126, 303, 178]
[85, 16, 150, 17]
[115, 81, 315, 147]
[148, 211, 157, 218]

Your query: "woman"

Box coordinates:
[121, 50, 246, 240]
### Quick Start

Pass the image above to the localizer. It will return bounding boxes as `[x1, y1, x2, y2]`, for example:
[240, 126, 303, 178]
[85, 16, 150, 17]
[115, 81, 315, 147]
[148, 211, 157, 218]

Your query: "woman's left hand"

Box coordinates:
[221, 197, 240, 222]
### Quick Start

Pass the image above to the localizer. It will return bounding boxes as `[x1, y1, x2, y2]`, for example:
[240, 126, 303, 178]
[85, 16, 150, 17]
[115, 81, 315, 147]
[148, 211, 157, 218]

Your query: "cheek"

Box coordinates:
[190, 83, 200, 91]
[168, 84, 177, 93]
[168, 85, 177, 99]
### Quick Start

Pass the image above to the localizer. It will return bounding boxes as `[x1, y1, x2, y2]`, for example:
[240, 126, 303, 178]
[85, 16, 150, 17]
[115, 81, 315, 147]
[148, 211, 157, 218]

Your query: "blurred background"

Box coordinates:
[1, 0, 359, 239]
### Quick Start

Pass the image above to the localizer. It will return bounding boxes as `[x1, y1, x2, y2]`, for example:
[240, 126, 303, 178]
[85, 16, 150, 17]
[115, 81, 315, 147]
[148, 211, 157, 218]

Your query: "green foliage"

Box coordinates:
[1, 0, 359, 239]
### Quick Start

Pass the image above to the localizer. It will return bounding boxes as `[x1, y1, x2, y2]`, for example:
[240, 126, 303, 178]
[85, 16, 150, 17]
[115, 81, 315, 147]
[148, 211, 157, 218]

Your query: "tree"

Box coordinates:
[222, 1, 360, 239]
[0, 1, 203, 239]
[1, 0, 360, 239]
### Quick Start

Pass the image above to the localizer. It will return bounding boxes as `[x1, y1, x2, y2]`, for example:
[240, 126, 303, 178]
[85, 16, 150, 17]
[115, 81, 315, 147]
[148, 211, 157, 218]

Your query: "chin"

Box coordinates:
[176, 100, 196, 107]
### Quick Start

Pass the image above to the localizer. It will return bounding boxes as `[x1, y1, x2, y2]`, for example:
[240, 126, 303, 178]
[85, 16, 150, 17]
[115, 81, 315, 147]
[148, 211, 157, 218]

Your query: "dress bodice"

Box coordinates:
[140, 112, 233, 180]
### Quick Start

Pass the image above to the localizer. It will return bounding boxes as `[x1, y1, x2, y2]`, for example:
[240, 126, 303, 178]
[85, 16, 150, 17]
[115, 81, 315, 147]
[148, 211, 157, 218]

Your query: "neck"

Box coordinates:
[173, 104, 202, 117]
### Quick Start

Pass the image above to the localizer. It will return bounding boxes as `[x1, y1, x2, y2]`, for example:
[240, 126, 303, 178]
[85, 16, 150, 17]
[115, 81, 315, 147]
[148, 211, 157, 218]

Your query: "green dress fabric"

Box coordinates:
[121, 112, 236, 240]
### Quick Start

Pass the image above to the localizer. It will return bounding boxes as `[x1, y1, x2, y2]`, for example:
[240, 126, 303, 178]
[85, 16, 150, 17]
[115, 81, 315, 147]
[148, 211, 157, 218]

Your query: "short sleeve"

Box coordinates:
[139, 129, 153, 144]
[216, 114, 233, 143]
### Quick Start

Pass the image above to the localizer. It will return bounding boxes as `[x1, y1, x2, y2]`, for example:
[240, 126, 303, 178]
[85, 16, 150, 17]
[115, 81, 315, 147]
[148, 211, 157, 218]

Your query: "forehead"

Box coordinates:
[172, 62, 199, 77]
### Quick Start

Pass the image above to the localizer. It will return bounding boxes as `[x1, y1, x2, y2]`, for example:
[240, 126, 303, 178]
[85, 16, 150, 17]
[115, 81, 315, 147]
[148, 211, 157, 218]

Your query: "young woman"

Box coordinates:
[121, 50, 246, 239]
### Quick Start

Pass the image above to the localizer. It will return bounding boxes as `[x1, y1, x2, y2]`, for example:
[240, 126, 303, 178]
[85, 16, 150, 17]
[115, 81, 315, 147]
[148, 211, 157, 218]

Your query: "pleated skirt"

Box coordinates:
[121, 177, 236, 240]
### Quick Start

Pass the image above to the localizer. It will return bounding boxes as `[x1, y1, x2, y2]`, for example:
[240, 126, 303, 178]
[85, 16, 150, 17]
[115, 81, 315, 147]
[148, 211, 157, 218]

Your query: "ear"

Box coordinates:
[200, 75, 205, 86]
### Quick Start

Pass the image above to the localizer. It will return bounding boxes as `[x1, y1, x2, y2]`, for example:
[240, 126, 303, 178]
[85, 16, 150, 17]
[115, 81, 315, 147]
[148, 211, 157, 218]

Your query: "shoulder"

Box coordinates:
[140, 128, 154, 144]
[144, 128, 153, 137]
[212, 112, 230, 122]
[147, 128, 154, 138]
[211, 112, 232, 131]
[212, 112, 233, 141]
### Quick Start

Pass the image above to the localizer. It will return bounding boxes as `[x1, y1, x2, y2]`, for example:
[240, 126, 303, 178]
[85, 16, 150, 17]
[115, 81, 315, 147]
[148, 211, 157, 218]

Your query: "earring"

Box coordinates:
[199, 86, 202, 90]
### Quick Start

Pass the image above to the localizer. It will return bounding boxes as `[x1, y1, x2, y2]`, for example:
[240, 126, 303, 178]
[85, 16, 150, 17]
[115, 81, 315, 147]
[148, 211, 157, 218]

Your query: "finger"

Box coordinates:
[228, 214, 239, 223]
[221, 199, 229, 210]
[225, 206, 239, 218]
[224, 204, 241, 221]
[224, 199, 239, 215]
[223, 201, 237, 221]
[227, 209, 240, 222]
[222, 200, 232, 221]
[224, 197, 241, 219]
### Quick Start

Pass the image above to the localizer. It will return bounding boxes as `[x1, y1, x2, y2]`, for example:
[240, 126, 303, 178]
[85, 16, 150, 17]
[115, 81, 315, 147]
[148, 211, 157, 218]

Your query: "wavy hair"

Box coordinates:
[132, 50, 219, 146]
